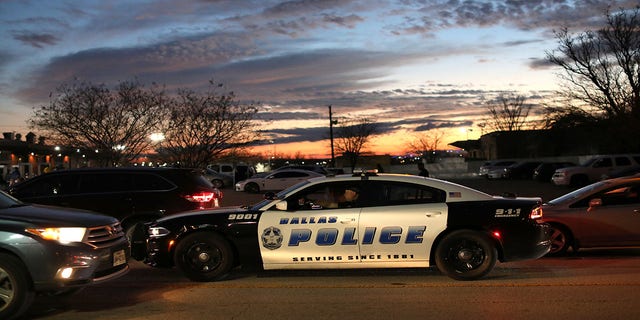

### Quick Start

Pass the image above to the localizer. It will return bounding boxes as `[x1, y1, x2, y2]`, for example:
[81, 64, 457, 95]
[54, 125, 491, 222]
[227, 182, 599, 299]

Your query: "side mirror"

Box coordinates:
[264, 192, 277, 200]
[275, 200, 288, 211]
[588, 198, 602, 211]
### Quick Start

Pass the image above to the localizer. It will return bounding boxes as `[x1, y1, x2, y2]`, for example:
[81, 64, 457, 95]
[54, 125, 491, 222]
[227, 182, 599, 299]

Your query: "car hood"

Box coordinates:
[0, 204, 117, 227]
[155, 206, 248, 223]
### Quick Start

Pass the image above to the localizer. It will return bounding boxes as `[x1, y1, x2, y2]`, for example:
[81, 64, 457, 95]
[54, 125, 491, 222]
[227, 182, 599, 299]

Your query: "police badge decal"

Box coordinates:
[261, 226, 283, 250]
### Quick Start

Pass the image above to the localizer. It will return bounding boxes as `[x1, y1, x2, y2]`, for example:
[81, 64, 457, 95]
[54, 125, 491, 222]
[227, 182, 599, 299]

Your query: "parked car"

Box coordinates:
[274, 164, 328, 175]
[0, 190, 130, 320]
[600, 165, 640, 180]
[478, 160, 516, 178]
[542, 176, 640, 255]
[502, 161, 543, 180]
[203, 168, 234, 189]
[532, 162, 575, 182]
[8, 167, 221, 238]
[136, 171, 550, 282]
[235, 169, 324, 193]
[552, 154, 640, 187]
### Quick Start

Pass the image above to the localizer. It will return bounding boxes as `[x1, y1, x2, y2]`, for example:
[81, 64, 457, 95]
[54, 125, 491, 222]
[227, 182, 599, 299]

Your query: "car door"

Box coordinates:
[569, 182, 640, 246]
[357, 181, 448, 267]
[61, 173, 135, 220]
[258, 182, 361, 269]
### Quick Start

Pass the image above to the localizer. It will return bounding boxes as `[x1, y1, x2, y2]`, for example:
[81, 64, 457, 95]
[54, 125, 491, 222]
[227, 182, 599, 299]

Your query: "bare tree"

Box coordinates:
[484, 94, 531, 132]
[158, 82, 259, 168]
[407, 130, 445, 163]
[30, 80, 169, 166]
[334, 117, 378, 171]
[547, 7, 640, 120]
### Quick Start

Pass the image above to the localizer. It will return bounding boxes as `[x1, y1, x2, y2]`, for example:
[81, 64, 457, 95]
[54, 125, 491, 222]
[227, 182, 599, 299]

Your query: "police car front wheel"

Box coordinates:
[174, 232, 235, 282]
[434, 230, 497, 281]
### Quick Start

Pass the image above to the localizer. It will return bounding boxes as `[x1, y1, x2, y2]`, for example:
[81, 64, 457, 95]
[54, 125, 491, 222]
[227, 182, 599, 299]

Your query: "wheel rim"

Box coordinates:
[445, 239, 486, 272]
[0, 268, 15, 311]
[549, 228, 567, 253]
[184, 241, 222, 272]
[212, 180, 223, 188]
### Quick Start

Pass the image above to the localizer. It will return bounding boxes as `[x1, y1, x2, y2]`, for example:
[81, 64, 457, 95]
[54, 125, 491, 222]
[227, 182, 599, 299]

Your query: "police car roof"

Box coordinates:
[305, 173, 493, 202]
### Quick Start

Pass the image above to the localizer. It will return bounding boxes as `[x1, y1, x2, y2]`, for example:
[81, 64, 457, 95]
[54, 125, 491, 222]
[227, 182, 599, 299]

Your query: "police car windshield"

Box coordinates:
[251, 180, 313, 210]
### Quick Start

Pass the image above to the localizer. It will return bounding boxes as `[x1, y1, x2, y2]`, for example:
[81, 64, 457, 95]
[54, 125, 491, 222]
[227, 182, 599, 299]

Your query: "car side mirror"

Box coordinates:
[264, 192, 277, 200]
[588, 198, 602, 211]
[275, 200, 288, 211]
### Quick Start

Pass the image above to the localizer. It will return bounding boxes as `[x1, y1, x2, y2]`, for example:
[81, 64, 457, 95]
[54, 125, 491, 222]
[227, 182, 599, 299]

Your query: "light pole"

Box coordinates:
[329, 105, 337, 167]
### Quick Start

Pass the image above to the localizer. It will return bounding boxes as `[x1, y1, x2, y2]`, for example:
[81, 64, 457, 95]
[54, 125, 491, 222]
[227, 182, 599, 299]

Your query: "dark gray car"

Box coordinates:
[0, 190, 130, 319]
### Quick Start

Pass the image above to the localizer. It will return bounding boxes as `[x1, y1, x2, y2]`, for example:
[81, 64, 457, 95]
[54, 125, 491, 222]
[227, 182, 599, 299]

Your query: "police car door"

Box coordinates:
[258, 182, 361, 270]
[357, 181, 447, 267]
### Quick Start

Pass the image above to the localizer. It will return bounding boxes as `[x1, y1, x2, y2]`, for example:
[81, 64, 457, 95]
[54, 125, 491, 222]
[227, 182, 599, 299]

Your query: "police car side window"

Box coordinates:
[382, 182, 446, 205]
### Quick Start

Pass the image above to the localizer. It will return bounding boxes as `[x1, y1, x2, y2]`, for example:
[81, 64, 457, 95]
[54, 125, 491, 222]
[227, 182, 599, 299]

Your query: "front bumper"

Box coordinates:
[144, 235, 175, 268]
[25, 237, 131, 292]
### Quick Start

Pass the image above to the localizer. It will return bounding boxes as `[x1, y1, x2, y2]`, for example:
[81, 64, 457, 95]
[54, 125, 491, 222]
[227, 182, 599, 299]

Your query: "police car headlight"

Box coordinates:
[148, 226, 171, 238]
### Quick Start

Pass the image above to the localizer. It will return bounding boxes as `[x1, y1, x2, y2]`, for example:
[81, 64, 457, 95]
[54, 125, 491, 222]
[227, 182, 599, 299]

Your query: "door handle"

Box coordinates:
[426, 211, 442, 217]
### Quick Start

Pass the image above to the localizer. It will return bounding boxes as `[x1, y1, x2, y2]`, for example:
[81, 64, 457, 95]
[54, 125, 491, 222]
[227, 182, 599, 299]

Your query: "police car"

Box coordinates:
[135, 171, 551, 281]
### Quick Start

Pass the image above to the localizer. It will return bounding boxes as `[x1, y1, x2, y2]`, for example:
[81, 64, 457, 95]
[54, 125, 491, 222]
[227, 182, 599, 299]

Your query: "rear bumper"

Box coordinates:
[500, 222, 551, 262]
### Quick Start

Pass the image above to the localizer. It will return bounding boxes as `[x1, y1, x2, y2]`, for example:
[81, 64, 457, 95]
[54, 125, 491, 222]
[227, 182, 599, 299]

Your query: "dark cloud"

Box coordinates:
[390, 0, 640, 35]
[12, 31, 59, 48]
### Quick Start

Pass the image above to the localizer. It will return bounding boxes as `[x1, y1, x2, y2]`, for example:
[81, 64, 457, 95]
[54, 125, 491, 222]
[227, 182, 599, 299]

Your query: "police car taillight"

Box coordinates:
[529, 206, 543, 220]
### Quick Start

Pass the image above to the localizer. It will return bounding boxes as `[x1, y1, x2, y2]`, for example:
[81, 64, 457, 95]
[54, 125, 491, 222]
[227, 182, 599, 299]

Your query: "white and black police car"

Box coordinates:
[134, 171, 551, 281]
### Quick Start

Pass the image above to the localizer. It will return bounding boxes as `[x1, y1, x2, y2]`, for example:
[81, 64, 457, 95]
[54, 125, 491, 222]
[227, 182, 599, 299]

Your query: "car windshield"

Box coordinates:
[546, 181, 608, 205]
[0, 190, 23, 208]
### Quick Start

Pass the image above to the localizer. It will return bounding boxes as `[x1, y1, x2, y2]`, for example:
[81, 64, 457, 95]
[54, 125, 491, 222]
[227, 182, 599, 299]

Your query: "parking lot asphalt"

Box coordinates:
[218, 176, 574, 207]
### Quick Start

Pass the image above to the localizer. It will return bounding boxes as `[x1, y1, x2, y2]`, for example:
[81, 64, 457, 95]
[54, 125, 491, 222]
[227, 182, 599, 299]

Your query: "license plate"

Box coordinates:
[113, 249, 126, 266]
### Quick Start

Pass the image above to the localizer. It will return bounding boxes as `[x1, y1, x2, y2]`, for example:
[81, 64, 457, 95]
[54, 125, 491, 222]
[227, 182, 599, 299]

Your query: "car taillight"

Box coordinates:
[182, 190, 223, 208]
[529, 206, 543, 220]
[183, 191, 218, 202]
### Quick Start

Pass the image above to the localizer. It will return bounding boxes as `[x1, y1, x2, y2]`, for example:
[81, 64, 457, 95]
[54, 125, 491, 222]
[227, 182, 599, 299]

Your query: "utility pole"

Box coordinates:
[329, 105, 336, 167]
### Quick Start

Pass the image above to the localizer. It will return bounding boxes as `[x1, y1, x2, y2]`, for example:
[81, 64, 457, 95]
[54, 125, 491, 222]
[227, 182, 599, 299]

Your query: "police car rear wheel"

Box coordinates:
[434, 230, 497, 281]
[174, 232, 234, 282]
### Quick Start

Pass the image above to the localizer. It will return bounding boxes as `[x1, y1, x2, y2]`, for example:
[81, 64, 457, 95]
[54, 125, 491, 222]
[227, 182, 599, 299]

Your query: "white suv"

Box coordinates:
[552, 154, 640, 186]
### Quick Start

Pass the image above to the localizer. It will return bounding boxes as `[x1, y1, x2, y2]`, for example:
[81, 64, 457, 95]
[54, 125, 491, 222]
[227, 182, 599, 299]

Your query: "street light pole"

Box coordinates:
[329, 105, 335, 167]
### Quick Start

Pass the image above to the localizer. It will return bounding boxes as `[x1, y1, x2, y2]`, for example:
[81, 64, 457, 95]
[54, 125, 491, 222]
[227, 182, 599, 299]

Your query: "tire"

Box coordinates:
[174, 232, 234, 282]
[244, 182, 260, 193]
[0, 253, 34, 320]
[548, 225, 572, 255]
[435, 230, 497, 281]
[211, 179, 224, 188]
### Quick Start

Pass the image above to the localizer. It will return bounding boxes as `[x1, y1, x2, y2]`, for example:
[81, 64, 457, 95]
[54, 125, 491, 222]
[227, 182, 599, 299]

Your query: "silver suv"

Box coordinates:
[552, 154, 640, 186]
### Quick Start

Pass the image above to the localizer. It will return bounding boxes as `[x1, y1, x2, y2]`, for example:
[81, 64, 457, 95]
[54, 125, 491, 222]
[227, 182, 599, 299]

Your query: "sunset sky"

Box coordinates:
[1, 0, 636, 158]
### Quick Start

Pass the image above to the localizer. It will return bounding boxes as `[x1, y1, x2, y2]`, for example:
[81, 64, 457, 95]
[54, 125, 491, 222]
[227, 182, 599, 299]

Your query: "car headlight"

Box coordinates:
[148, 226, 170, 238]
[26, 227, 87, 244]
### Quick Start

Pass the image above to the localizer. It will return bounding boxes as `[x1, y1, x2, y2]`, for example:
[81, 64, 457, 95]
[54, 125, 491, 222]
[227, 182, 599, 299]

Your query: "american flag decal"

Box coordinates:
[449, 192, 462, 198]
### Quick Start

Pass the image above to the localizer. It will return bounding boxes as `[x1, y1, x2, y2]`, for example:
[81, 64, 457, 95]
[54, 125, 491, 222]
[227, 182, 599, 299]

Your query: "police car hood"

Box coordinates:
[0, 203, 117, 227]
[156, 206, 247, 222]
